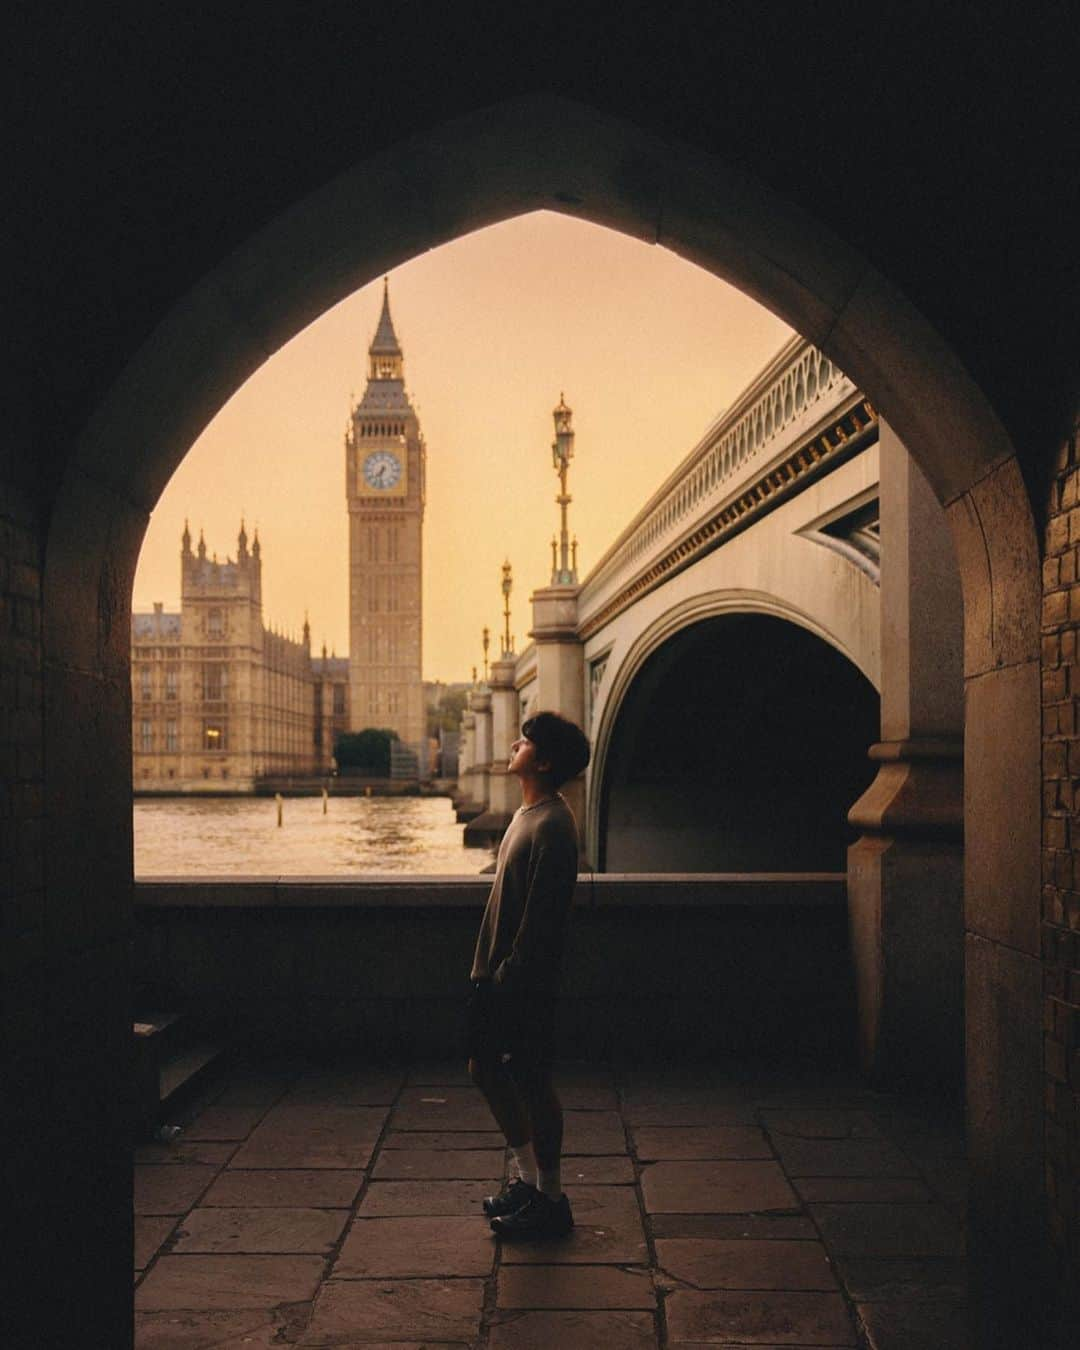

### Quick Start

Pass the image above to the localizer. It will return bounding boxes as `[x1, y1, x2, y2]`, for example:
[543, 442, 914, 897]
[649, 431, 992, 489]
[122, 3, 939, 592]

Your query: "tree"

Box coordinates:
[334, 728, 399, 776]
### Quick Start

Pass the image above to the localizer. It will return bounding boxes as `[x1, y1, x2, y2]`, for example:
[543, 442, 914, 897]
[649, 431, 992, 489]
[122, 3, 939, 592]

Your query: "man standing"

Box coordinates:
[467, 710, 590, 1239]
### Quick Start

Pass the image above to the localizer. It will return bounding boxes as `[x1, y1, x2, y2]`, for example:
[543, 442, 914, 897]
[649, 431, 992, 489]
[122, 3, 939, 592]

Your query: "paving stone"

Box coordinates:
[359, 1179, 500, 1216]
[183, 1107, 266, 1141]
[502, 1205, 649, 1265]
[133, 1309, 287, 1347]
[563, 1154, 636, 1184]
[333, 1215, 495, 1277]
[650, 1213, 818, 1240]
[832, 1257, 967, 1302]
[809, 1204, 965, 1257]
[230, 1107, 387, 1169]
[287, 1067, 404, 1104]
[135, 1142, 237, 1167]
[212, 1073, 297, 1107]
[201, 1169, 363, 1208]
[134, 1254, 325, 1310]
[665, 1289, 857, 1345]
[559, 1082, 620, 1110]
[300, 1277, 484, 1344]
[563, 1110, 628, 1154]
[771, 1137, 918, 1178]
[135, 1216, 178, 1269]
[633, 1126, 772, 1160]
[792, 1178, 932, 1204]
[172, 1206, 347, 1254]
[382, 1129, 502, 1150]
[760, 1109, 884, 1139]
[567, 1183, 642, 1216]
[642, 1161, 798, 1214]
[498, 1264, 656, 1309]
[655, 1238, 838, 1291]
[371, 1147, 505, 1179]
[135, 1165, 220, 1215]
[392, 1086, 494, 1130]
[855, 1297, 967, 1349]
[624, 1102, 758, 1127]
[488, 1309, 658, 1348]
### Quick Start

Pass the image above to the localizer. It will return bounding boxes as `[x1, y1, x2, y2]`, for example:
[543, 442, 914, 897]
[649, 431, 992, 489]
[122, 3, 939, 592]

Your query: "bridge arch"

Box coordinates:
[586, 590, 880, 866]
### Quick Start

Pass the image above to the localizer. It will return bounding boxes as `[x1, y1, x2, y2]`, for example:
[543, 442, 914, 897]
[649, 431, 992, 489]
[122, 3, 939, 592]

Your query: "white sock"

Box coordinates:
[510, 1141, 537, 1186]
[537, 1161, 562, 1200]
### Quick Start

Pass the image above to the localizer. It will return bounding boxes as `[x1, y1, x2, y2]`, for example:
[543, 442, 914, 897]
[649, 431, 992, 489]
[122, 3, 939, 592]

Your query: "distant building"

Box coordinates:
[131, 523, 350, 791]
[345, 281, 426, 756]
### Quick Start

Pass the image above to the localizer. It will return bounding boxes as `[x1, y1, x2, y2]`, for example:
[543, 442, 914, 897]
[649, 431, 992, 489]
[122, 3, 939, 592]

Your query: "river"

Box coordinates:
[134, 795, 495, 876]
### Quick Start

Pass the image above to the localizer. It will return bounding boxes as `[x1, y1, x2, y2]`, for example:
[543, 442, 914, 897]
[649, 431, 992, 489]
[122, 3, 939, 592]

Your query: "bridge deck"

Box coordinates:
[133, 1055, 966, 1347]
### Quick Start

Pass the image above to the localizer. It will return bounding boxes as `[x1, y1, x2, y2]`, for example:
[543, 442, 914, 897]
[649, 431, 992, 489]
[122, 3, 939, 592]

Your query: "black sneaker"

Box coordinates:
[490, 1190, 574, 1239]
[482, 1176, 538, 1219]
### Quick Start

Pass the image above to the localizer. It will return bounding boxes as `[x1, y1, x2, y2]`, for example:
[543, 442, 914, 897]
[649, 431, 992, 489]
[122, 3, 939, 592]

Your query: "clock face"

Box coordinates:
[362, 451, 402, 490]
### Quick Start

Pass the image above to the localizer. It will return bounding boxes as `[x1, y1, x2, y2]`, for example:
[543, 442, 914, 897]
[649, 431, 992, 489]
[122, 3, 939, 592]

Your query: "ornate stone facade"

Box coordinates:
[131, 524, 349, 791]
[345, 282, 426, 752]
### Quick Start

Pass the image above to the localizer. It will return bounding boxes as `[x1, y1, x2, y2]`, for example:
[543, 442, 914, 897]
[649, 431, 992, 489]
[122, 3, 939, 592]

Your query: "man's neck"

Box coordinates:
[519, 777, 556, 808]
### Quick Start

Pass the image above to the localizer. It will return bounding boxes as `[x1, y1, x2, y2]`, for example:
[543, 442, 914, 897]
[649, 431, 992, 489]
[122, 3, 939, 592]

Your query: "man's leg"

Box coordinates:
[468, 1056, 531, 1149]
[519, 1066, 564, 1199]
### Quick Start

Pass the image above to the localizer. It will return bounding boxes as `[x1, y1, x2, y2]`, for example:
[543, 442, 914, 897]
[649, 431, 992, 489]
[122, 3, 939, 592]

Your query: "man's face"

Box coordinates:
[508, 735, 548, 779]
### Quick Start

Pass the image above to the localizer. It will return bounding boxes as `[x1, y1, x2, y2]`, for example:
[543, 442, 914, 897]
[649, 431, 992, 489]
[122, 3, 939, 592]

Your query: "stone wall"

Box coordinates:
[134, 876, 853, 1063]
[1040, 417, 1080, 1334]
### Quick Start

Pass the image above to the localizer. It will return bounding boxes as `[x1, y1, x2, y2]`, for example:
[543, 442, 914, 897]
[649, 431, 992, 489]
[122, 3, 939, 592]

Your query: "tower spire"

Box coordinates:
[368, 278, 404, 380]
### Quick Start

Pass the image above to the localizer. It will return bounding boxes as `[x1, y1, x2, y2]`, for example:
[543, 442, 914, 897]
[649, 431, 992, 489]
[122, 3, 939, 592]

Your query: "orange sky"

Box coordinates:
[133, 211, 792, 680]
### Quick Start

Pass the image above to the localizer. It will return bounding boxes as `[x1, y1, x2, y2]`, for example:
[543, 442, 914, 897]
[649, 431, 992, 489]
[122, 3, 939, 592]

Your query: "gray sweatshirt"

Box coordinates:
[470, 794, 579, 993]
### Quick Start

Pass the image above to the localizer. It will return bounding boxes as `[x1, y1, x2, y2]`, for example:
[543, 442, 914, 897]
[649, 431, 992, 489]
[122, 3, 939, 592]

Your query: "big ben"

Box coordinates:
[345, 280, 426, 749]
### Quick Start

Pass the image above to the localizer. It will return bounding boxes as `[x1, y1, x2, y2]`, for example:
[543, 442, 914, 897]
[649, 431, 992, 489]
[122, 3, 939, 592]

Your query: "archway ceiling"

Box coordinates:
[14, 7, 1078, 508]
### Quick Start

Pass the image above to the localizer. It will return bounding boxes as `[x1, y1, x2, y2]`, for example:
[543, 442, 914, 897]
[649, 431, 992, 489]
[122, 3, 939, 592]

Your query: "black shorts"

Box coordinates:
[465, 978, 557, 1072]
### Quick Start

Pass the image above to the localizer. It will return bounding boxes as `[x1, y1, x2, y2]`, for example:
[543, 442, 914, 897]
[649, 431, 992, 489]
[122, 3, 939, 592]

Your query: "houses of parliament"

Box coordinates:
[131, 284, 428, 791]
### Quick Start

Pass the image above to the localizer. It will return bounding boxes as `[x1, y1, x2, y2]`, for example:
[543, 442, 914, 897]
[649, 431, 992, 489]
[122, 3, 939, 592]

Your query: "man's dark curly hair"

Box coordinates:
[521, 710, 590, 789]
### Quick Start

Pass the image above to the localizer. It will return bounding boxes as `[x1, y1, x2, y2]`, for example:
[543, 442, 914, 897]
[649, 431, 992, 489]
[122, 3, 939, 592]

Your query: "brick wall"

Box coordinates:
[1040, 417, 1080, 1338]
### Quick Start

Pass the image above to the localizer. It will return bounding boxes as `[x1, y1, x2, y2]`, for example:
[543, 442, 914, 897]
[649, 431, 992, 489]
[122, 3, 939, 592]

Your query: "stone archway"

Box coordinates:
[41, 94, 1041, 1346]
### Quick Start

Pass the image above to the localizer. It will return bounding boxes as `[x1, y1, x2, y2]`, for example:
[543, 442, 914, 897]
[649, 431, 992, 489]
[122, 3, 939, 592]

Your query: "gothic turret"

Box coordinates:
[197, 528, 206, 560]
[368, 277, 403, 381]
[181, 519, 192, 556]
[237, 518, 248, 564]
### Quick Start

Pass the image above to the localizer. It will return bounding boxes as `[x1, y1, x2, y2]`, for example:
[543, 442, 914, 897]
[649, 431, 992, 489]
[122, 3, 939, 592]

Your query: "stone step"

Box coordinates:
[159, 1040, 231, 1107]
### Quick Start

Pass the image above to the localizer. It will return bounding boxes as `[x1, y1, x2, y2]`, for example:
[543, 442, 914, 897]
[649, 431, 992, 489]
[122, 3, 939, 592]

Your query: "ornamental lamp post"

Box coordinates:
[550, 393, 578, 585]
[501, 560, 514, 657]
[481, 626, 490, 682]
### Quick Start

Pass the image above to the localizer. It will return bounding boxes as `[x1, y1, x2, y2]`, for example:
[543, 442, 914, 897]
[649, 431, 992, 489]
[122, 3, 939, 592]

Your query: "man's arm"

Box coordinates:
[492, 841, 577, 991]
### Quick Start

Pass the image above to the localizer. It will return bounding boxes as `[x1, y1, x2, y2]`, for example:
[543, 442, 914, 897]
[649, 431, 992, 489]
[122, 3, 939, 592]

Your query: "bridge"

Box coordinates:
[456, 333, 964, 1085]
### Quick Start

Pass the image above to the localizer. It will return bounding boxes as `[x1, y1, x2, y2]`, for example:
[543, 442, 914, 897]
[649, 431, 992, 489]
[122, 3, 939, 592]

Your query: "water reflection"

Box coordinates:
[134, 795, 494, 876]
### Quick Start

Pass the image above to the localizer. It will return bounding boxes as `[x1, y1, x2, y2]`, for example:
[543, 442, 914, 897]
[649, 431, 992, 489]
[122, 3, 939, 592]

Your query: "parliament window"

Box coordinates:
[140, 720, 153, 752]
[207, 608, 223, 638]
[332, 684, 346, 716]
[203, 722, 226, 752]
[203, 664, 226, 701]
[165, 720, 178, 752]
[139, 667, 152, 701]
[165, 667, 178, 700]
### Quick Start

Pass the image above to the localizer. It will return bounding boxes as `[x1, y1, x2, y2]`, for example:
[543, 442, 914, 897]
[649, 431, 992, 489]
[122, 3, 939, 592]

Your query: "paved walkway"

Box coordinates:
[133, 1058, 967, 1348]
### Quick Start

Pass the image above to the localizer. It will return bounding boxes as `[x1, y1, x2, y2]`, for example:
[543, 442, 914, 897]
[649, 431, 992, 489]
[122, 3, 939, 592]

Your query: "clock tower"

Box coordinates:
[345, 280, 426, 753]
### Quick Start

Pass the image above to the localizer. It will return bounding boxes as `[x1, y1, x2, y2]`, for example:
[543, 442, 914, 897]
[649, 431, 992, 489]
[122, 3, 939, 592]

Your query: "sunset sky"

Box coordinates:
[133, 211, 793, 680]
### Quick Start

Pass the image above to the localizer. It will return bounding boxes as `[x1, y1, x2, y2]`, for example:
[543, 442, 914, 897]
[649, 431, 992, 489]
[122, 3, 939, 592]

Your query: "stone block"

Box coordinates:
[359, 1179, 500, 1216]
[965, 661, 1041, 954]
[650, 1213, 818, 1241]
[288, 1065, 404, 1103]
[502, 1198, 649, 1266]
[133, 1310, 287, 1348]
[641, 1161, 798, 1214]
[184, 1107, 266, 1141]
[808, 1203, 964, 1257]
[204, 1168, 362, 1208]
[665, 1287, 857, 1345]
[770, 1137, 918, 1178]
[371, 1147, 505, 1179]
[498, 1263, 655, 1309]
[134, 1216, 178, 1270]
[487, 1308, 658, 1349]
[135, 1165, 220, 1216]
[300, 1276, 484, 1344]
[172, 1206, 347, 1253]
[563, 1155, 635, 1184]
[655, 1237, 837, 1291]
[562, 1109, 628, 1154]
[760, 1109, 883, 1139]
[792, 1178, 932, 1203]
[135, 1141, 236, 1168]
[392, 1085, 495, 1131]
[134, 1254, 325, 1311]
[855, 1296, 967, 1349]
[382, 1129, 502, 1150]
[832, 1256, 967, 1302]
[632, 1125, 772, 1160]
[333, 1216, 495, 1277]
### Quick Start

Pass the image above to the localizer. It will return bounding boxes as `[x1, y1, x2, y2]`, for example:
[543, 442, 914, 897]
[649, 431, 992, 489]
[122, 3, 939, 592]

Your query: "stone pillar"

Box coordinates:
[455, 707, 481, 822]
[530, 584, 587, 850]
[847, 420, 964, 1085]
[464, 655, 519, 845]
[469, 686, 492, 814]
